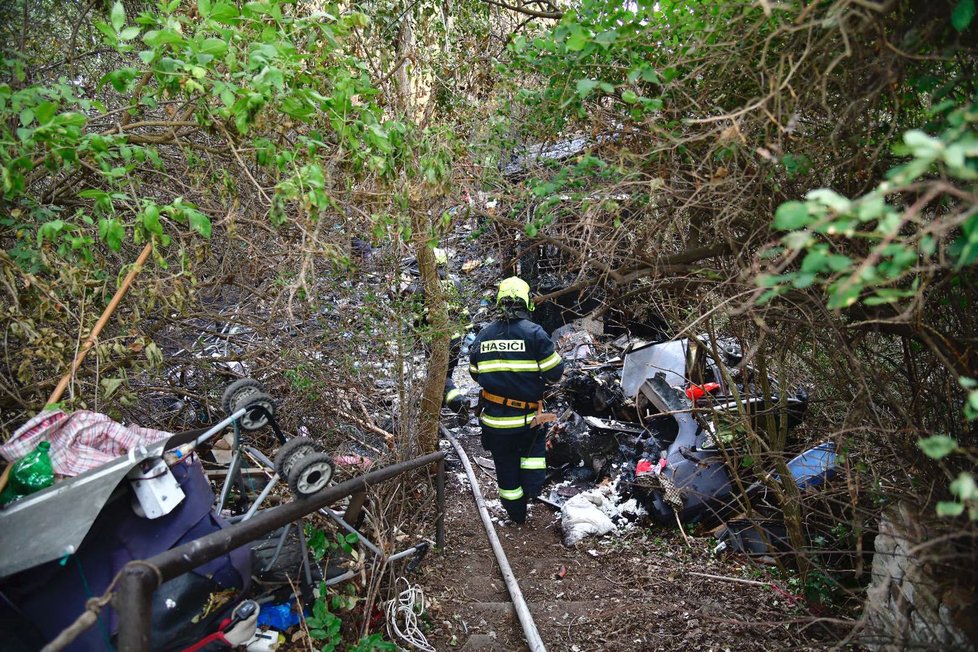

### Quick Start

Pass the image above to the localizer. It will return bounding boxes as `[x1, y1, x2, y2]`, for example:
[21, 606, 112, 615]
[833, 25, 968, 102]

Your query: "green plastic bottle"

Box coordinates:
[0, 441, 55, 505]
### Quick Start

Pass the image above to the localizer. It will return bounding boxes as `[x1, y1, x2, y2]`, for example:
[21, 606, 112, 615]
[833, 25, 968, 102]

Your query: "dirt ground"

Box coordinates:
[416, 422, 850, 652]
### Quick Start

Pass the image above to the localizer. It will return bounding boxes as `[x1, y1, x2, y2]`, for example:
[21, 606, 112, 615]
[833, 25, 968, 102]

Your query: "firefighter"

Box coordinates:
[443, 377, 467, 423]
[469, 276, 564, 524]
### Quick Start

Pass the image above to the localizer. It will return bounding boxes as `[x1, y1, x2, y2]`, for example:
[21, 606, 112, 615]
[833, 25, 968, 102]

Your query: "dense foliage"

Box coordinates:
[483, 0, 977, 524]
[2, 0, 977, 643]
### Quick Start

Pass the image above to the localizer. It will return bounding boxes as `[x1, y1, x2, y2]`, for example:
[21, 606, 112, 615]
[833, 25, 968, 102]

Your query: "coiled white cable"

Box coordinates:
[385, 577, 435, 652]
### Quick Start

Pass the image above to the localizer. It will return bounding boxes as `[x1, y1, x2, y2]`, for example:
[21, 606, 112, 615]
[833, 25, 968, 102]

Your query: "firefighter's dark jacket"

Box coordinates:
[469, 317, 564, 430]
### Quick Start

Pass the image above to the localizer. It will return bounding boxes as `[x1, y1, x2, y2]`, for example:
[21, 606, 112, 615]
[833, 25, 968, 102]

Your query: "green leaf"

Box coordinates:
[640, 97, 664, 110]
[119, 26, 140, 41]
[621, 90, 638, 104]
[806, 188, 852, 213]
[313, 599, 328, 621]
[566, 31, 589, 52]
[903, 130, 942, 159]
[950, 472, 978, 501]
[826, 254, 852, 272]
[782, 153, 811, 178]
[142, 204, 163, 235]
[575, 79, 599, 97]
[210, 2, 240, 23]
[800, 250, 827, 273]
[773, 201, 811, 230]
[199, 37, 228, 56]
[110, 1, 126, 32]
[187, 209, 211, 238]
[98, 218, 125, 250]
[936, 501, 964, 517]
[826, 282, 861, 309]
[857, 196, 886, 222]
[952, 0, 975, 31]
[917, 435, 958, 460]
[100, 377, 124, 398]
[198, 0, 212, 18]
[19, 108, 34, 126]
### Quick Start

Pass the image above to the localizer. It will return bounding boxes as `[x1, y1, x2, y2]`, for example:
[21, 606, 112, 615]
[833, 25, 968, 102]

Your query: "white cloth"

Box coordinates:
[560, 490, 615, 546]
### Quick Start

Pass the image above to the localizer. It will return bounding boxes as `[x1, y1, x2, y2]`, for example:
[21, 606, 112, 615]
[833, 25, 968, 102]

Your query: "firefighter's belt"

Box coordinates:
[479, 390, 539, 411]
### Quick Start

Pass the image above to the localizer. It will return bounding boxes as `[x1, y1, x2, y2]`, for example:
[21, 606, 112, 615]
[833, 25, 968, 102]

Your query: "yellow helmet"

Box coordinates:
[496, 276, 533, 311]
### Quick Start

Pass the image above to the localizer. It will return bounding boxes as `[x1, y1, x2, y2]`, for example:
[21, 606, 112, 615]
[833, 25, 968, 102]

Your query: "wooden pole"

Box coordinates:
[45, 242, 153, 407]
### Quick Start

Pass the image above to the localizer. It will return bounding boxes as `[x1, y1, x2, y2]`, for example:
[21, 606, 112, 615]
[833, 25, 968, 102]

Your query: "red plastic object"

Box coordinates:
[685, 382, 721, 401]
[636, 459, 654, 475]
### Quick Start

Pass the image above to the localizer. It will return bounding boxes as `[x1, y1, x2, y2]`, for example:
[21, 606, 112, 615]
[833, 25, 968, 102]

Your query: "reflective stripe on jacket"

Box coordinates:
[469, 317, 564, 430]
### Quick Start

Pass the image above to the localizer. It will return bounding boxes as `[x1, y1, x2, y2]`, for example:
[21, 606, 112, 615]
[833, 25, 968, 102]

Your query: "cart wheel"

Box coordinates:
[222, 378, 265, 415]
[287, 452, 334, 497]
[238, 392, 276, 431]
[274, 437, 320, 477]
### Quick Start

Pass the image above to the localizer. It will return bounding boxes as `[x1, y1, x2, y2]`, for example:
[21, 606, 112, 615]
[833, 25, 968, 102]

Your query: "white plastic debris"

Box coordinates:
[560, 491, 615, 546]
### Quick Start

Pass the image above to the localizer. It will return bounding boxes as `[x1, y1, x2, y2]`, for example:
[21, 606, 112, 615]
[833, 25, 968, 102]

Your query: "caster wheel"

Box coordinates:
[222, 378, 264, 415]
[274, 437, 321, 477]
[287, 452, 335, 497]
[237, 391, 276, 431]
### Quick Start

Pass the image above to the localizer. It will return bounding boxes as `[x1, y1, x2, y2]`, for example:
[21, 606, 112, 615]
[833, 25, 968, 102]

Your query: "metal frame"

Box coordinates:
[112, 450, 447, 652]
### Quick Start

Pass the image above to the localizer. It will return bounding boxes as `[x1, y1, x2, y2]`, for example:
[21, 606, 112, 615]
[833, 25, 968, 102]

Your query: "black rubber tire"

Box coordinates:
[237, 391, 276, 431]
[287, 452, 334, 497]
[221, 378, 264, 415]
[273, 437, 320, 477]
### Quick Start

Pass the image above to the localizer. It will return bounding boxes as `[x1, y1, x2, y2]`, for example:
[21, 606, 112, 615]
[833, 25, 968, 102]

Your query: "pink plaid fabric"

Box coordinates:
[0, 410, 171, 477]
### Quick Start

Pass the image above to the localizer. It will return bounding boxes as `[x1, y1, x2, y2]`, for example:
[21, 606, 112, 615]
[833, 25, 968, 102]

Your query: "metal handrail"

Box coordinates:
[111, 450, 447, 651]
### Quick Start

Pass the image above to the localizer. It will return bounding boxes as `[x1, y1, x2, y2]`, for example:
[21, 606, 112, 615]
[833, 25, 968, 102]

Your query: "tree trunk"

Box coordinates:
[412, 225, 450, 454]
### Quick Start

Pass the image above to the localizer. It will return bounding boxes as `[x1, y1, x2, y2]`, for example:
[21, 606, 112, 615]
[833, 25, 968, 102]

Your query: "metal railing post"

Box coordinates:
[114, 563, 160, 652]
[435, 456, 446, 549]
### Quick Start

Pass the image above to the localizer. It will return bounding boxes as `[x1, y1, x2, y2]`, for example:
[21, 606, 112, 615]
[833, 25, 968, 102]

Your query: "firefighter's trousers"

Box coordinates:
[482, 426, 547, 524]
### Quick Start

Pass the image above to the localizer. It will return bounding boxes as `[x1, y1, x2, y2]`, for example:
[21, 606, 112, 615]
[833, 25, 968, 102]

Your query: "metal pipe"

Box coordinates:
[243, 474, 279, 521]
[323, 570, 356, 586]
[440, 426, 546, 652]
[151, 450, 444, 581]
[115, 450, 446, 650]
[112, 564, 158, 652]
[435, 457, 446, 549]
[386, 543, 425, 563]
[259, 522, 292, 573]
[321, 506, 384, 557]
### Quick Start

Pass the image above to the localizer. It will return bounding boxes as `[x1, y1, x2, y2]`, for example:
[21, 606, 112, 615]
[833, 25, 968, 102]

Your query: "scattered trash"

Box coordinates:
[713, 519, 792, 561]
[786, 442, 838, 489]
[0, 440, 53, 505]
[385, 578, 435, 652]
[333, 454, 374, 470]
[553, 322, 596, 361]
[245, 628, 282, 651]
[0, 409, 171, 477]
[257, 601, 304, 630]
[493, 315, 829, 555]
[473, 456, 496, 471]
